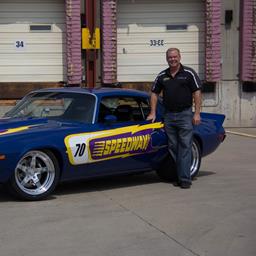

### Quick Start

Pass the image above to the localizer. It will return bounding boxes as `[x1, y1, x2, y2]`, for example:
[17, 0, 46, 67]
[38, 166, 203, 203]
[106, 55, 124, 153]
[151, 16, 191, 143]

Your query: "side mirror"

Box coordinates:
[104, 114, 117, 123]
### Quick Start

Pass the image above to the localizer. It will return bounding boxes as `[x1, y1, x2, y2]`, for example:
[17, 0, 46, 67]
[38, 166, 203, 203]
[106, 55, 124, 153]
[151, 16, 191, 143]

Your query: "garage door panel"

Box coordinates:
[0, 3, 64, 12]
[118, 43, 205, 51]
[117, 53, 205, 65]
[0, 54, 65, 66]
[0, 66, 65, 75]
[118, 32, 205, 42]
[0, 12, 64, 19]
[0, 45, 65, 54]
[0, 24, 65, 33]
[119, 2, 203, 12]
[118, 44, 205, 53]
[0, 74, 67, 82]
[117, 0, 205, 82]
[118, 68, 204, 82]
[0, 0, 65, 82]
[118, 75, 205, 82]
[0, 0, 59, 2]
[0, 18, 64, 24]
[118, 65, 204, 74]
[117, 24, 204, 34]
[118, 12, 204, 21]
[1, 33, 65, 43]
[118, 22, 204, 30]
[117, 41, 205, 47]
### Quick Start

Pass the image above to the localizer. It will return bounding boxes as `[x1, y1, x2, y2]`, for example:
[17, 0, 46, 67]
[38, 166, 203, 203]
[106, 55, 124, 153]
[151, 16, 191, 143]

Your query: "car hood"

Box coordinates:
[0, 117, 80, 136]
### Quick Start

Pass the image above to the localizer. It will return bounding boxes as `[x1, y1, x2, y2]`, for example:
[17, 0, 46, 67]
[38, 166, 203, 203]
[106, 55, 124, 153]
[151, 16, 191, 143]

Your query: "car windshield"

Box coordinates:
[4, 91, 95, 123]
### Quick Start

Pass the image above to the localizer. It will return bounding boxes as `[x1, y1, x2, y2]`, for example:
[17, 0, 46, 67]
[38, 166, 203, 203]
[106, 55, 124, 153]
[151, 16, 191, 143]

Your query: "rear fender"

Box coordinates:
[200, 112, 225, 130]
[194, 112, 226, 157]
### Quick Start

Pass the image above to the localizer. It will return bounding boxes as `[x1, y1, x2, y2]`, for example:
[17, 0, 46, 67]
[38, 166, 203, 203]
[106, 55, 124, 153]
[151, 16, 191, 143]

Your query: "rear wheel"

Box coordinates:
[190, 139, 201, 178]
[156, 156, 177, 182]
[8, 150, 60, 201]
[156, 138, 202, 181]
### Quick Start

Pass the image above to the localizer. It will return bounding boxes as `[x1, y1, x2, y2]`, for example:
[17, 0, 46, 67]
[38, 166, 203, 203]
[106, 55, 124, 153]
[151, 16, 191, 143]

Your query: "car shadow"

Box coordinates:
[54, 172, 162, 196]
[0, 170, 216, 202]
[197, 170, 216, 178]
[55, 170, 216, 196]
[0, 172, 162, 202]
[0, 185, 16, 202]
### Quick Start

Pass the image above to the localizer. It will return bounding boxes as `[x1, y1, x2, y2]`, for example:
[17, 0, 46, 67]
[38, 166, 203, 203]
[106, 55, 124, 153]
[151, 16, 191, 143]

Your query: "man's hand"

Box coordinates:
[192, 113, 201, 125]
[147, 92, 158, 123]
[146, 113, 156, 123]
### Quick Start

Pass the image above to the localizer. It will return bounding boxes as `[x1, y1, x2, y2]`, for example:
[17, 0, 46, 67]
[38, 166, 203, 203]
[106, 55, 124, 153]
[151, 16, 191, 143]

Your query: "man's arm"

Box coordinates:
[192, 90, 201, 125]
[146, 92, 158, 122]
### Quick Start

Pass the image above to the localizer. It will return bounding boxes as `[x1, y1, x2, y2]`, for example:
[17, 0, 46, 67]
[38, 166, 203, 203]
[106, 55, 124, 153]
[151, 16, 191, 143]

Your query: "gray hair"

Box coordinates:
[166, 48, 181, 57]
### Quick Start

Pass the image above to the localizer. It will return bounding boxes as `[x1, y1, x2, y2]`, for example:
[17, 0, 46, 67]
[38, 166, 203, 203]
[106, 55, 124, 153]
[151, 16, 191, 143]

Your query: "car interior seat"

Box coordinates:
[114, 104, 133, 122]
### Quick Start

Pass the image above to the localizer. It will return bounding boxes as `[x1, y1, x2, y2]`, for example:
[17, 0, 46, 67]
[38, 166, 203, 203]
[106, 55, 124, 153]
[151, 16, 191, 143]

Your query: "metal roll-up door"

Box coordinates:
[0, 0, 66, 82]
[117, 0, 205, 82]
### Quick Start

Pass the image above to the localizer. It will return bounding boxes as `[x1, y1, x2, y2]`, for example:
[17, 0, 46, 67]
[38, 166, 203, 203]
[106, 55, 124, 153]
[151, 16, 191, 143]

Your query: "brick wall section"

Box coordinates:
[66, 0, 82, 85]
[205, 0, 222, 82]
[102, 0, 117, 84]
[240, 0, 256, 82]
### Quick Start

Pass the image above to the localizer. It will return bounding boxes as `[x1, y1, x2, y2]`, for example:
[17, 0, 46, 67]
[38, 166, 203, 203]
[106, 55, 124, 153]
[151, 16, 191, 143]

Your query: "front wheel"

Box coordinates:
[8, 150, 60, 201]
[156, 138, 202, 181]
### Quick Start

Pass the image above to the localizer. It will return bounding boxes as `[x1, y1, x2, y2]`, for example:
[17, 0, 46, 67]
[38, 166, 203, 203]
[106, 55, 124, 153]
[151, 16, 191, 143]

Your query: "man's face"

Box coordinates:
[166, 50, 181, 69]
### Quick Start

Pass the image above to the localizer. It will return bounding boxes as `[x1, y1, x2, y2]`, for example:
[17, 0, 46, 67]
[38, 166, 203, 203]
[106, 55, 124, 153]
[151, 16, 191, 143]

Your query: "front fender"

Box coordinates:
[0, 134, 68, 183]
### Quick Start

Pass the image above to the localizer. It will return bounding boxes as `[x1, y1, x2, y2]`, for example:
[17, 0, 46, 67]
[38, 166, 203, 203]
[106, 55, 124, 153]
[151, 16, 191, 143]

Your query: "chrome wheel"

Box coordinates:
[13, 150, 58, 199]
[190, 139, 201, 178]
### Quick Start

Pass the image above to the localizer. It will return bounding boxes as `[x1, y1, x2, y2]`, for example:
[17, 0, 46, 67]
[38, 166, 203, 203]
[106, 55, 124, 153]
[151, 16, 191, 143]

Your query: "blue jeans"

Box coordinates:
[164, 108, 193, 183]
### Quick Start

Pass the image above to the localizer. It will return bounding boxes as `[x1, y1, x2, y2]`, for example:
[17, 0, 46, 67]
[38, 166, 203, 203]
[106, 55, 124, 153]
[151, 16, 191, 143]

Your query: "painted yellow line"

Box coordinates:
[226, 130, 256, 138]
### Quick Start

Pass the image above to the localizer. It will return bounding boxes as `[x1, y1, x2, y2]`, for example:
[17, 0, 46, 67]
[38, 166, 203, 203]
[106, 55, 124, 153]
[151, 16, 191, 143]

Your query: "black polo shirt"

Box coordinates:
[152, 65, 202, 112]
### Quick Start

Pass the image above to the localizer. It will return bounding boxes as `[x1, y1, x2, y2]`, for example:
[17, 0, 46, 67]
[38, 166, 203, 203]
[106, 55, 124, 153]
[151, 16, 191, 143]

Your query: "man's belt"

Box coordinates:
[167, 106, 191, 113]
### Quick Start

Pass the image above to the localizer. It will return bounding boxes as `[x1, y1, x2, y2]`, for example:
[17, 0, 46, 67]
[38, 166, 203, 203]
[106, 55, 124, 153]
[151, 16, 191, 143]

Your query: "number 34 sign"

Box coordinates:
[14, 40, 26, 50]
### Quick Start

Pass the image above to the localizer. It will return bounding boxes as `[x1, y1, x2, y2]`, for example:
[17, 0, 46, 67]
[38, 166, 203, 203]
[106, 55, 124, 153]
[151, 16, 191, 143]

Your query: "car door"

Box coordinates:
[92, 95, 166, 174]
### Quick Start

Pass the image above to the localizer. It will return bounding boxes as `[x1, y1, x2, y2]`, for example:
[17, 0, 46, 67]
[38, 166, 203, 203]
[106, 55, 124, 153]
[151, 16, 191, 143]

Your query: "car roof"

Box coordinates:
[32, 86, 149, 98]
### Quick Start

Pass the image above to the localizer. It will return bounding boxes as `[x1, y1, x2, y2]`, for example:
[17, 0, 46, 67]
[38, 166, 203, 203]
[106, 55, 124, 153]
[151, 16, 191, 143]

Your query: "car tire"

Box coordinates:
[8, 150, 60, 201]
[156, 138, 202, 181]
[156, 156, 177, 182]
[190, 138, 201, 179]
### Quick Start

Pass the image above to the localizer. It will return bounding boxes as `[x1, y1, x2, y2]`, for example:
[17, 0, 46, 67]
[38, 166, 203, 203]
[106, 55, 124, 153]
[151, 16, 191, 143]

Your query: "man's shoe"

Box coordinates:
[180, 181, 191, 189]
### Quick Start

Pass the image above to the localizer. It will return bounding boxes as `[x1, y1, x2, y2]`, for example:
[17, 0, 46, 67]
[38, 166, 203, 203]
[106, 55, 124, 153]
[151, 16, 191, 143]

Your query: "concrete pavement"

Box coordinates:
[225, 127, 256, 138]
[0, 132, 255, 256]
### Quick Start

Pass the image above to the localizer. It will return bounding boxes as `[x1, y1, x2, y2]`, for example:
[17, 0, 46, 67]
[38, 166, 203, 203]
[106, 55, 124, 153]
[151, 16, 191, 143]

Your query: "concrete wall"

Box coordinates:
[202, 0, 256, 127]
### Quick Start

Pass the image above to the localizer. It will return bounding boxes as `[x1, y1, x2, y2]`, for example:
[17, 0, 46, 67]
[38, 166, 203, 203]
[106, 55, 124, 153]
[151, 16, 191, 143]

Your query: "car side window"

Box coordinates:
[98, 96, 150, 123]
[139, 100, 150, 120]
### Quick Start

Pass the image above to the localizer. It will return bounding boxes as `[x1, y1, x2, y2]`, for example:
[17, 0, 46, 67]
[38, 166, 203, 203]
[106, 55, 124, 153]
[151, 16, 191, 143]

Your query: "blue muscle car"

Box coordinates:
[0, 87, 225, 200]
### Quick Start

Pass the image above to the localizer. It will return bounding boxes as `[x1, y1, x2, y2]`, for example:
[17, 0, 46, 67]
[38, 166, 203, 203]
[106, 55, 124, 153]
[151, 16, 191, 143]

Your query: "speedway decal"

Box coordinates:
[0, 125, 37, 136]
[64, 122, 164, 165]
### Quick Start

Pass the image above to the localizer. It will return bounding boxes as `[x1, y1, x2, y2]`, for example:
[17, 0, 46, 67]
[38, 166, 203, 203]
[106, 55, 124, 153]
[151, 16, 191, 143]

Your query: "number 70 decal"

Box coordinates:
[74, 143, 86, 157]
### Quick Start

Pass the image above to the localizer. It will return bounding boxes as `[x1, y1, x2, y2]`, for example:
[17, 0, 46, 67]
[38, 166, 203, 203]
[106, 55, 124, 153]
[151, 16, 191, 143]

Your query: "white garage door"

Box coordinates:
[117, 0, 205, 82]
[0, 0, 66, 82]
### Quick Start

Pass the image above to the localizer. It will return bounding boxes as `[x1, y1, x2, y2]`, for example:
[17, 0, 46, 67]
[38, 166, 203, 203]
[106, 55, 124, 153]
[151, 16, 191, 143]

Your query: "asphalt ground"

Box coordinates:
[0, 131, 255, 256]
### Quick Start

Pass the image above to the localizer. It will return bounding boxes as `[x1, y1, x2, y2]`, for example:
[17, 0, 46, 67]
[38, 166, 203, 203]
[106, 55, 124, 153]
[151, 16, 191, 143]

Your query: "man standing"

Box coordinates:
[147, 48, 202, 189]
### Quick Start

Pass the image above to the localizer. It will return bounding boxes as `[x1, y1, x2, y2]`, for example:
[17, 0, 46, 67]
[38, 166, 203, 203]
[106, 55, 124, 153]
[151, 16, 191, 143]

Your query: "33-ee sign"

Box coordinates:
[149, 39, 164, 47]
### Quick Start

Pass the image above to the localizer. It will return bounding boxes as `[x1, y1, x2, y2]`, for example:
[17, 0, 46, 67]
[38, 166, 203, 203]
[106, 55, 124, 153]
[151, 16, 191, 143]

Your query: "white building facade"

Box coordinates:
[0, 0, 255, 127]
